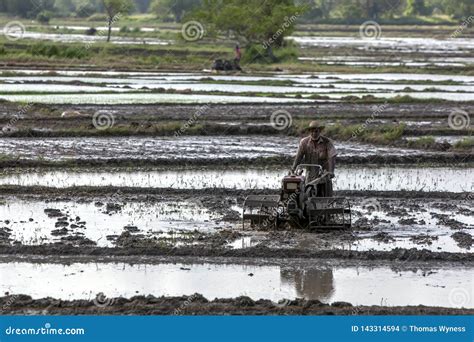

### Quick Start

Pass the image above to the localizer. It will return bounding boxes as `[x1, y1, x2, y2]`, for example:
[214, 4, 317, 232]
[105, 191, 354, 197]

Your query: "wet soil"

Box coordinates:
[451, 232, 473, 249]
[0, 154, 472, 168]
[1, 102, 472, 133]
[1, 187, 471, 257]
[0, 243, 471, 262]
[2, 294, 472, 315]
[0, 99, 472, 314]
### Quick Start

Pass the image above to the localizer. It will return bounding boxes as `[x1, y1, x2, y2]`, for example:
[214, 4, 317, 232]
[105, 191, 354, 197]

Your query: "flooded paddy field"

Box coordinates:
[0, 33, 472, 314]
[1, 256, 472, 315]
[0, 165, 472, 192]
[0, 136, 468, 164]
[1, 69, 474, 103]
[1, 259, 472, 307]
[0, 190, 471, 254]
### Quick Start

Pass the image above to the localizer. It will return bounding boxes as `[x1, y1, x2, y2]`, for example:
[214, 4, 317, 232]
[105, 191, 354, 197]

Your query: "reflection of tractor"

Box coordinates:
[212, 59, 242, 72]
[243, 164, 351, 230]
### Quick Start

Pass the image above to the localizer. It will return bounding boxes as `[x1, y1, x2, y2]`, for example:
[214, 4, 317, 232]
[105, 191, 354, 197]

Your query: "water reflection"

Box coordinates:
[281, 267, 334, 301]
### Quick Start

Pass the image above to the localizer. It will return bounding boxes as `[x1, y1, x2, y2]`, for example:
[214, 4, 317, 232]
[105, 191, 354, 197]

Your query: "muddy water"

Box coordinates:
[299, 56, 474, 68]
[5, 31, 170, 45]
[0, 136, 448, 161]
[0, 166, 471, 192]
[404, 136, 467, 144]
[319, 91, 474, 101]
[2, 78, 472, 94]
[1, 261, 472, 307]
[0, 199, 223, 246]
[349, 204, 473, 253]
[289, 36, 474, 54]
[231, 200, 473, 253]
[0, 83, 132, 93]
[0, 93, 314, 104]
[1, 196, 471, 252]
[4, 69, 474, 84]
[1, 90, 472, 102]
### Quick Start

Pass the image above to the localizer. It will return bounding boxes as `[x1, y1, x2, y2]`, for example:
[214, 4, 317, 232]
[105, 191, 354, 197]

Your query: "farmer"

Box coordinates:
[291, 120, 337, 196]
[234, 44, 242, 63]
[233, 44, 242, 70]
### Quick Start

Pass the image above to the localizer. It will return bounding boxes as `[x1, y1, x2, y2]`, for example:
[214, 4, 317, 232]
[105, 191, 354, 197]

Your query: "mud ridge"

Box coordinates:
[0, 154, 472, 168]
[0, 245, 472, 262]
[0, 185, 470, 200]
[2, 294, 472, 315]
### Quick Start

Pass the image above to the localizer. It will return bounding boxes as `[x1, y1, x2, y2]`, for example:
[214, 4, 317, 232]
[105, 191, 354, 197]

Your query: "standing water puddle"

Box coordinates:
[0, 166, 472, 192]
[0, 199, 224, 246]
[1, 261, 472, 308]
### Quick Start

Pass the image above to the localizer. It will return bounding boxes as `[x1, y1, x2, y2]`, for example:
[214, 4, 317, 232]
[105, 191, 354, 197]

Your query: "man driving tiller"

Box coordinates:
[243, 120, 349, 230]
[291, 121, 337, 197]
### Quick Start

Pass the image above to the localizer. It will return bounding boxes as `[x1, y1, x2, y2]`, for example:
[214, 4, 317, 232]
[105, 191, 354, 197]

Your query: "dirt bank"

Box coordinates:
[2, 294, 472, 315]
[0, 185, 471, 200]
[0, 244, 472, 262]
[0, 154, 472, 168]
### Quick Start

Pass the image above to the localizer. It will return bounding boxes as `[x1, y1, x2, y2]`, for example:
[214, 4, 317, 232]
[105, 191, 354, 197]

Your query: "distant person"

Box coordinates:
[235, 44, 241, 61]
[234, 44, 242, 71]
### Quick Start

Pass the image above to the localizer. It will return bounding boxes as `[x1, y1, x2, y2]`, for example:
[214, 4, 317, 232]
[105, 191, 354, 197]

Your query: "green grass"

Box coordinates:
[321, 122, 406, 144]
[453, 137, 474, 150]
[406, 136, 437, 149]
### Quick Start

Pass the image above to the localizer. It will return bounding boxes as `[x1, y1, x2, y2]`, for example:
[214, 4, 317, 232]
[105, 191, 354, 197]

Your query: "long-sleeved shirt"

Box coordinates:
[292, 135, 337, 181]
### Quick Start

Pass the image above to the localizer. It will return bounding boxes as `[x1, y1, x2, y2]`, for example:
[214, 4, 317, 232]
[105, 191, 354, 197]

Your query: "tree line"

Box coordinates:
[0, 0, 472, 21]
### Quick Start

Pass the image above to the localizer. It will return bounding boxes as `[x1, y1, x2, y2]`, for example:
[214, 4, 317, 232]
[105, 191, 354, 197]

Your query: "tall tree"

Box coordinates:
[443, 0, 473, 19]
[150, 0, 201, 22]
[192, 0, 306, 61]
[405, 0, 426, 16]
[102, 0, 133, 42]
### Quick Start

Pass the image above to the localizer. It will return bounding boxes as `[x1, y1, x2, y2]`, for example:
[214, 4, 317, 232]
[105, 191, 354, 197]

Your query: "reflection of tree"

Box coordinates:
[280, 267, 334, 301]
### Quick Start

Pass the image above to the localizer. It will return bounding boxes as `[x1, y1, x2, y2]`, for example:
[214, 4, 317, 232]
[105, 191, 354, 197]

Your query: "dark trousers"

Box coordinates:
[316, 179, 333, 197]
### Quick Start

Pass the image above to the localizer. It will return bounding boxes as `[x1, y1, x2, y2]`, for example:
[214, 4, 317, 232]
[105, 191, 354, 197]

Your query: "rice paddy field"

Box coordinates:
[0, 18, 472, 315]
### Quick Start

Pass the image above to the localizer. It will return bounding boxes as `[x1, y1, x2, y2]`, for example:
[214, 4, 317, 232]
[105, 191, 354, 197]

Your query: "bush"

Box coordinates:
[240, 42, 298, 64]
[36, 11, 51, 24]
[28, 43, 88, 59]
[120, 26, 130, 33]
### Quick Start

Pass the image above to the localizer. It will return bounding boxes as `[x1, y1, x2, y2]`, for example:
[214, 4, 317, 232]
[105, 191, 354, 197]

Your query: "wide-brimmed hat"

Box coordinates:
[307, 120, 325, 130]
